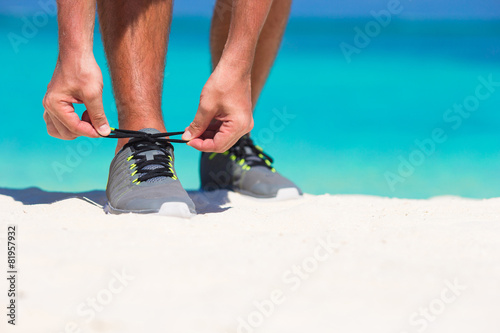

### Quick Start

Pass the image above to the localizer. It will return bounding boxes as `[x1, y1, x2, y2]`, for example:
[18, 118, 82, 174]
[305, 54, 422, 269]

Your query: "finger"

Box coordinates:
[50, 113, 78, 140]
[84, 92, 110, 136]
[44, 112, 62, 138]
[51, 101, 100, 138]
[188, 133, 234, 152]
[182, 104, 215, 141]
[44, 91, 100, 138]
[188, 138, 218, 152]
[188, 121, 240, 152]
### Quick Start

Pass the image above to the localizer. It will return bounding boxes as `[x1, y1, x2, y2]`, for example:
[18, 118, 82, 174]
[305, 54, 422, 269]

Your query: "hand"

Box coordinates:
[43, 54, 110, 140]
[182, 63, 254, 152]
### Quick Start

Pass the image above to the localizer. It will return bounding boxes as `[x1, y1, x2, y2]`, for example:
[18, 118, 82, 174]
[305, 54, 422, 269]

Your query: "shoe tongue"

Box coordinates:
[134, 128, 165, 159]
[131, 128, 166, 159]
[133, 128, 172, 183]
[246, 154, 263, 165]
[243, 146, 261, 162]
[137, 128, 160, 135]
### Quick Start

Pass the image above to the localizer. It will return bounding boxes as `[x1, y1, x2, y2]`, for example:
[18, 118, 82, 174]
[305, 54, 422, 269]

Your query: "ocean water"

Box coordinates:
[1, 16, 500, 198]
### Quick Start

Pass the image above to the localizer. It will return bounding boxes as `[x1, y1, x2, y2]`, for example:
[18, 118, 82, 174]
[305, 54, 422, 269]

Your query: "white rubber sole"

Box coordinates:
[275, 188, 302, 201]
[158, 202, 195, 218]
[237, 187, 302, 202]
[104, 202, 195, 218]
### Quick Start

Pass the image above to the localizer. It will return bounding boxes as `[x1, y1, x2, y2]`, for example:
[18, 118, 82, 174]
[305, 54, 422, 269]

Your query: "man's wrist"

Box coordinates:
[57, 43, 94, 64]
[58, 28, 94, 57]
[216, 57, 252, 80]
[218, 44, 256, 78]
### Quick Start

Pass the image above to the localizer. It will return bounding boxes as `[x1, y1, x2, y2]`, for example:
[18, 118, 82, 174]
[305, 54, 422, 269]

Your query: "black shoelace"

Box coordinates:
[104, 128, 187, 183]
[229, 134, 274, 169]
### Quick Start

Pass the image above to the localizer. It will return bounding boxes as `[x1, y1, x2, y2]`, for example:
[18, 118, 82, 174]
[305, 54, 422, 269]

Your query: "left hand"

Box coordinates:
[182, 63, 254, 153]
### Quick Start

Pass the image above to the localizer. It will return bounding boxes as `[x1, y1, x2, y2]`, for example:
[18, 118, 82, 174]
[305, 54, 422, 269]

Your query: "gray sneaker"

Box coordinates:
[200, 135, 302, 199]
[105, 128, 196, 217]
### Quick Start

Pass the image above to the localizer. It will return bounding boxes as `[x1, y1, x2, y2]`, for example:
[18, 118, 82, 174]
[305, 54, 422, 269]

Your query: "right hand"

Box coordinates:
[43, 54, 110, 140]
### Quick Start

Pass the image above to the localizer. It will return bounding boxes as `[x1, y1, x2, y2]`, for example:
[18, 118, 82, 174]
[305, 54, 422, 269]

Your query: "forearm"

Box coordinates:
[219, 0, 273, 74]
[56, 0, 97, 61]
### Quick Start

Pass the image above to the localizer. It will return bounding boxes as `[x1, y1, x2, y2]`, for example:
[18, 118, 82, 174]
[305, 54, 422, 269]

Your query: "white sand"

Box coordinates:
[1, 190, 500, 333]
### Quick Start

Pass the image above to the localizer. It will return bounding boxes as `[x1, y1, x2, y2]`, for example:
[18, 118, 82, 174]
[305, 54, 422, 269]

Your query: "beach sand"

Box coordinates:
[1, 189, 500, 332]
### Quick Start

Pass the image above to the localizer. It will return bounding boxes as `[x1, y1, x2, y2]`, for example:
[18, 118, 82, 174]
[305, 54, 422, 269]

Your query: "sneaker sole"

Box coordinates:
[159, 202, 195, 218]
[105, 202, 195, 218]
[275, 188, 302, 200]
[235, 187, 302, 201]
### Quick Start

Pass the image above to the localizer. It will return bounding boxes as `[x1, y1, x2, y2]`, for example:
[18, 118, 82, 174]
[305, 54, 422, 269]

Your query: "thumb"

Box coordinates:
[85, 94, 110, 136]
[182, 106, 213, 141]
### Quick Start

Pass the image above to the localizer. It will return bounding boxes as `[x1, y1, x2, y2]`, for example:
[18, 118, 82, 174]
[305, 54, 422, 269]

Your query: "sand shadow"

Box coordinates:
[0, 187, 108, 206]
[0, 187, 230, 215]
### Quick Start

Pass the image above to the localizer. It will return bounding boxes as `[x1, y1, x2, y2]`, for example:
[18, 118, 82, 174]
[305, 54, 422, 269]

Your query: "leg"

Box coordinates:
[210, 0, 292, 108]
[98, 1, 197, 217]
[201, 0, 301, 199]
[97, 0, 173, 151]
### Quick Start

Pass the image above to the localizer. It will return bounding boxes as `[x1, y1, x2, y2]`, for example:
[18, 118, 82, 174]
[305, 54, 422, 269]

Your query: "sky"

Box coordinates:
[1, 0, 500, 19]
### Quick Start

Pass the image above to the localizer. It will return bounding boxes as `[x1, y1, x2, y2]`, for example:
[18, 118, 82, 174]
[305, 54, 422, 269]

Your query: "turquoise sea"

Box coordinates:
[1, 17, 500, 198]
